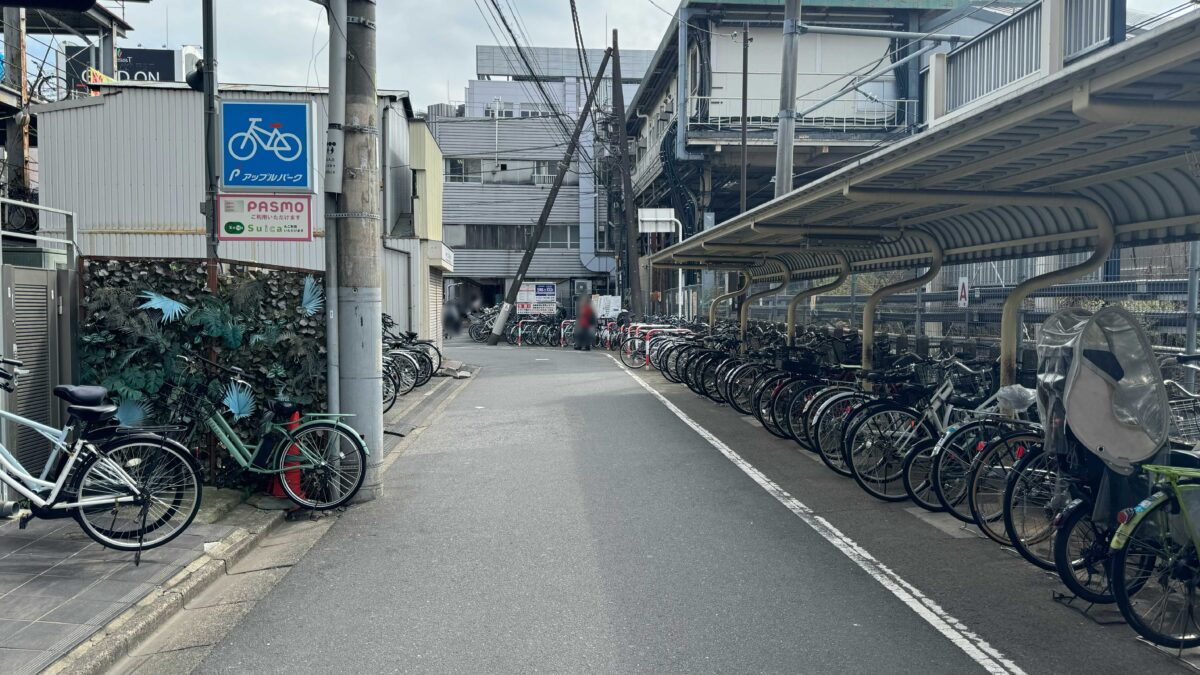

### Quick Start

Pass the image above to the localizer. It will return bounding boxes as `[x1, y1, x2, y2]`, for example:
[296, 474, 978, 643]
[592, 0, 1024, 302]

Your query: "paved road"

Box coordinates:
[196, 343, 1187, 674]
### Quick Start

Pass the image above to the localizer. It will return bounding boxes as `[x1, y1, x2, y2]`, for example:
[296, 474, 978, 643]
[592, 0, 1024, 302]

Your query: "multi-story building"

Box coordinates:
[428, 45, 653, 309]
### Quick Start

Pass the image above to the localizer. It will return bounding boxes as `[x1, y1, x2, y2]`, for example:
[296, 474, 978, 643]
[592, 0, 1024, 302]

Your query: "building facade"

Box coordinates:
[428, 45, 653, 310]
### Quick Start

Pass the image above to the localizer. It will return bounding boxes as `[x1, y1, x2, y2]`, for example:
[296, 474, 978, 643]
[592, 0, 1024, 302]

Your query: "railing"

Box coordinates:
[944, 0, 1117, 113]
[946, 3, 1043, 112]
[632, 114, 673, 193]
[686, 96, 918, 134]
[1064, 0, 1112, 61]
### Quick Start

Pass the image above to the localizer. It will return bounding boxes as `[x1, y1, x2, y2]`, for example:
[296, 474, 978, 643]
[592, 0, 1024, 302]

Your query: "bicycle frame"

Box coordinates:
[203, 410, 357, 475]
[0, 408, 141, 510]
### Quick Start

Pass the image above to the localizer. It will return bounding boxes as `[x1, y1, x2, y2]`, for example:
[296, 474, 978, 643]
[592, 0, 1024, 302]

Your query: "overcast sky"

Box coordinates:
[106, 0, 1191, 110]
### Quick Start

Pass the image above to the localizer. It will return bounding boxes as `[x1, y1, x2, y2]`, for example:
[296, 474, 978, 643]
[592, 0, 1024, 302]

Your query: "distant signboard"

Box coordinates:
[594, 295, 623, 318]
[958, 276, 970, 308]
[221, 100, 315, 192]
[516, 282, 557, 315]
[217, 194, 312, 242]
[65, 45, 177, 96]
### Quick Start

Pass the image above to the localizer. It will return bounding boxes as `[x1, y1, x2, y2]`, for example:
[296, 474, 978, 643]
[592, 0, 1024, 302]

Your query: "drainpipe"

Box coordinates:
[710, 269, 751, 326]
[844, 187, 1115, 385]
[740, 257, 791, 343]
[787, 252, 849, 345]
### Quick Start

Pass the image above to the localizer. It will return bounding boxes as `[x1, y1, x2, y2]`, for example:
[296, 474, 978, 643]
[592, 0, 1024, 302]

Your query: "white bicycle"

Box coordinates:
[0, 358, 202, 552]
[227, 117, 303, 162]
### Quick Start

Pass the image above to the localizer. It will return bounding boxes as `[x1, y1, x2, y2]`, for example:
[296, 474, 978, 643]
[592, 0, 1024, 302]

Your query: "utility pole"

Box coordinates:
[339, 0, 383, 498]
[3, 7, 27, 211]
[487, 48, 613, 345]
[775, 0, 801, 198]
[200, 0, 219, 269]
[740, 21, 750, 213]
[610, 30, 643, 318]
[324, 0, 347, 414]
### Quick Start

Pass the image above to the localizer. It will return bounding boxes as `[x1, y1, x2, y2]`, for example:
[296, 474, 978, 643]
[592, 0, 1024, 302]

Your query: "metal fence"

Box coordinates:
[686, 96, 919, 134]
[658, 245, 1200, 371]
[946, 2, 1043, 112]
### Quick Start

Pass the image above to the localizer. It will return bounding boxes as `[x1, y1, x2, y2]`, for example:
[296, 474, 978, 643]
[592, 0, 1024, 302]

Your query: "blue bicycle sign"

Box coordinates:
[222, 100, 313, 192]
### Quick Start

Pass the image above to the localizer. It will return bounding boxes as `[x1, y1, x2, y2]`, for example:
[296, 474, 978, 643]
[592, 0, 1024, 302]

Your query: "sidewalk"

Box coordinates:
[0, 516, 235, 675]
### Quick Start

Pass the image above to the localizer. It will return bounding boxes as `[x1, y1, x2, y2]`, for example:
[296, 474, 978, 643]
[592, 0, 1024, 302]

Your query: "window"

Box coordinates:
[450, 225, 579, 251]
[443, 225, 466, 247]
[484, 101, 514, 118]
[538, 225, 579, 249]
[445, 158, 482, 183]
[533, 160, 556, 185]
[520, 103, 553, 118]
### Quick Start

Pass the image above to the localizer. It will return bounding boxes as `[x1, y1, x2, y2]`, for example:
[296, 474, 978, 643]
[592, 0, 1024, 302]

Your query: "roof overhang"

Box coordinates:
[650, 10, 1200, 283]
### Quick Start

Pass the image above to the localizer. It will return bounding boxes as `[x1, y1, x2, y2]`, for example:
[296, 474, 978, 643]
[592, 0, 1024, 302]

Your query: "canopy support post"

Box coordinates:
[787, 252, 849, 346]
[740, 258, 791, 346]
[860, 232, 942, 374]
[710, 269, 752, 327]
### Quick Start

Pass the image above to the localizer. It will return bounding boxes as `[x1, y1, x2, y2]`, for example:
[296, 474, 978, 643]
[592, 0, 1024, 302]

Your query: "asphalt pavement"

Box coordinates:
[194, 342, 1189, 674]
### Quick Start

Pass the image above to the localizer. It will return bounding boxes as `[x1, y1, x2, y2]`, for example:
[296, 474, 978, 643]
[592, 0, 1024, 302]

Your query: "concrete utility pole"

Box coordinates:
[774, 0, 800, 198]
[740, 22, 750, 213]
[486, 48, 613, 346]
[610, 30, 643, 318]
[201, 0, 219, 266]
[339, 0, 384, 499]
[3, 7, 27, 206]
[324, 0, 347, 414]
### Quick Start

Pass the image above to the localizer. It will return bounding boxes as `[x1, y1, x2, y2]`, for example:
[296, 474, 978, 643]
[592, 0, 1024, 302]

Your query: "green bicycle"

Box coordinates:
[174, 355, 369, 510]
[1110, 464, 1200, 649]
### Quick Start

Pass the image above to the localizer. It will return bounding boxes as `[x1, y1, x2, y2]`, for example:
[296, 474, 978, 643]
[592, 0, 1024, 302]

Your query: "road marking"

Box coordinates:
[607, 355, 1025, 675]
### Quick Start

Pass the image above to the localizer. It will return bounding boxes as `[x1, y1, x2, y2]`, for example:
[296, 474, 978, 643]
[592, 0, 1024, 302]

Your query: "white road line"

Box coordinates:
[607, 355, 1025, 675]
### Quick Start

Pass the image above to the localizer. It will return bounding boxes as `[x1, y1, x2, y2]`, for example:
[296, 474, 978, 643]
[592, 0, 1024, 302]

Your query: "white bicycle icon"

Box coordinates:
[227, 118, 303, 162]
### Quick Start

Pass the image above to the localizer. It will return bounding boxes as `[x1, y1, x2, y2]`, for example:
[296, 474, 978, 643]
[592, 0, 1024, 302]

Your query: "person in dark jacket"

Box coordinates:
[574, 296, 595, 351]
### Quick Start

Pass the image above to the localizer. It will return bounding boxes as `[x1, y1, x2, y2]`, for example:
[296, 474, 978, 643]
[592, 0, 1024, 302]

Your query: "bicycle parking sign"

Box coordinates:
[221, 100, 314, 192]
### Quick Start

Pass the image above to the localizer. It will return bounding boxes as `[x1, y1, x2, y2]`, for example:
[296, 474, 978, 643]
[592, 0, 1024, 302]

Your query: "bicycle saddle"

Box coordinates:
[67, 404, 117, 424]
[54, 385, 108, 406]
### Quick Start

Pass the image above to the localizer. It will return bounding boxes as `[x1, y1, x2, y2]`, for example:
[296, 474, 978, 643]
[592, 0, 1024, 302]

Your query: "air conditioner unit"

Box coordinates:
[574, 280, 592, 297]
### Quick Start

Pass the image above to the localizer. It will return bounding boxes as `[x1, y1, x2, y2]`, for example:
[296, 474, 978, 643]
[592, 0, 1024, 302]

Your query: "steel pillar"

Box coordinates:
[787, 252, 849, 345]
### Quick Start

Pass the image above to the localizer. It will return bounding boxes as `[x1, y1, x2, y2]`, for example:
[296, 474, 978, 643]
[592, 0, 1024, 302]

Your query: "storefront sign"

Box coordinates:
[218, 194, 312, 242]
[221, 100, 315, 192]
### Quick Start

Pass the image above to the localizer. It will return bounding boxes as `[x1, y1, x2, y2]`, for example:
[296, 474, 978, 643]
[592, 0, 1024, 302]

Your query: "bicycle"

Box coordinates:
[227, 118, 304, 162]
[174, 355, 368, 509]
[0, 358, 202, 552]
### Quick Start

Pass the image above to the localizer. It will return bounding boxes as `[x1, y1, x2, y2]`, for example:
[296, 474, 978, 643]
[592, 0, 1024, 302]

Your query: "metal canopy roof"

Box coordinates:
[650, 11, 1200, 283]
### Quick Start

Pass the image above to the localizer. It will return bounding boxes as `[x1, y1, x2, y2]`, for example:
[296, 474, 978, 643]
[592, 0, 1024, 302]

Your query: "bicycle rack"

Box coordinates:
[560, 320, 576, 348]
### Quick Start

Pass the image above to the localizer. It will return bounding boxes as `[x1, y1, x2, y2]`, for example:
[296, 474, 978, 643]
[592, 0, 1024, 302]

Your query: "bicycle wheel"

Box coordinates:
[902, 439, 943, 512]
[620, 337, 647, 369]
[812, 393, 868, 476]
[931, 421, 993, 523]
[968, 432, 1039, 545]
[278, 421, 369, 510]
[382, 362, 400, 413]
[391, 353, 419, 396]
[844, 403, 930, 502]
[1002, 446, 1059, 570]
[1054, 502, 1115, 604]
[74, 439, 202, 551]
[414, 343, 442, 372]
[1112, 496, 1200, 649]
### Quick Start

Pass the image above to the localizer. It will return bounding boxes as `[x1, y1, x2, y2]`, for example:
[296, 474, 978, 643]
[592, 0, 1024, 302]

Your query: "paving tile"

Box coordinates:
[1, 620, 88, 650]
[42, 558, 125, 580]
[0, 595, 66, 621]
[10, 576, 94, 598]
[8, 537, 92, 558]
[0, 573, 35, 595]
[0, 557, 57, 576]
[106, 561, 176, 584]
[0, 647, 42, 673]
[0, 619, 29, 640]
[73, 544, 141, 562]
[41, 598, 126, 626]
[73, 579, 152, 604]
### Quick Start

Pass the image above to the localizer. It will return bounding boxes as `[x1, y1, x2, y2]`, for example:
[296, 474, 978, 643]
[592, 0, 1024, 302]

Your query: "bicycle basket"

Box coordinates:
[1170, 397, 1200, 447]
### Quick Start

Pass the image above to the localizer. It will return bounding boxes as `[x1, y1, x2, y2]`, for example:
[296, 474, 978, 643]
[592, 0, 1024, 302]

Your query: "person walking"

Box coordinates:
[574, 296, 595, 351]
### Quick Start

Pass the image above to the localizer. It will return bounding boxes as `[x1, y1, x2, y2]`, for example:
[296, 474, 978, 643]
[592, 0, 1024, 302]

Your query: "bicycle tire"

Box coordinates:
[1053, 501, 1115, 604]
[277, 420, 368, 510]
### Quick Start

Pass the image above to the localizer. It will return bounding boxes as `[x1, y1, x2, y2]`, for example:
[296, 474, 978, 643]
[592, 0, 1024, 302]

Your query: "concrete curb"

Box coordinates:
[44, 506, 285, 675]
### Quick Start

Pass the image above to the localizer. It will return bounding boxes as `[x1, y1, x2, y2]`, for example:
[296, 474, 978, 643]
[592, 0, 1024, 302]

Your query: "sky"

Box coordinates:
[105, 0, 1192, 111]
[105, 0, 673, 109]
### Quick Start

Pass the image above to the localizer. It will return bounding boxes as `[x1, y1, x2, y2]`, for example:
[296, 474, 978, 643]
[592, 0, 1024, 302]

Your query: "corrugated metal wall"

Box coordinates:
[37, 85, 414, 272]
[442, 183, 579, 225]
[451, 249, 591, 278]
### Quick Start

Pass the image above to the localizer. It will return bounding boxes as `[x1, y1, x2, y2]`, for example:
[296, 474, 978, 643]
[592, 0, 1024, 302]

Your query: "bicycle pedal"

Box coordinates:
[17, 509, 33, 529]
